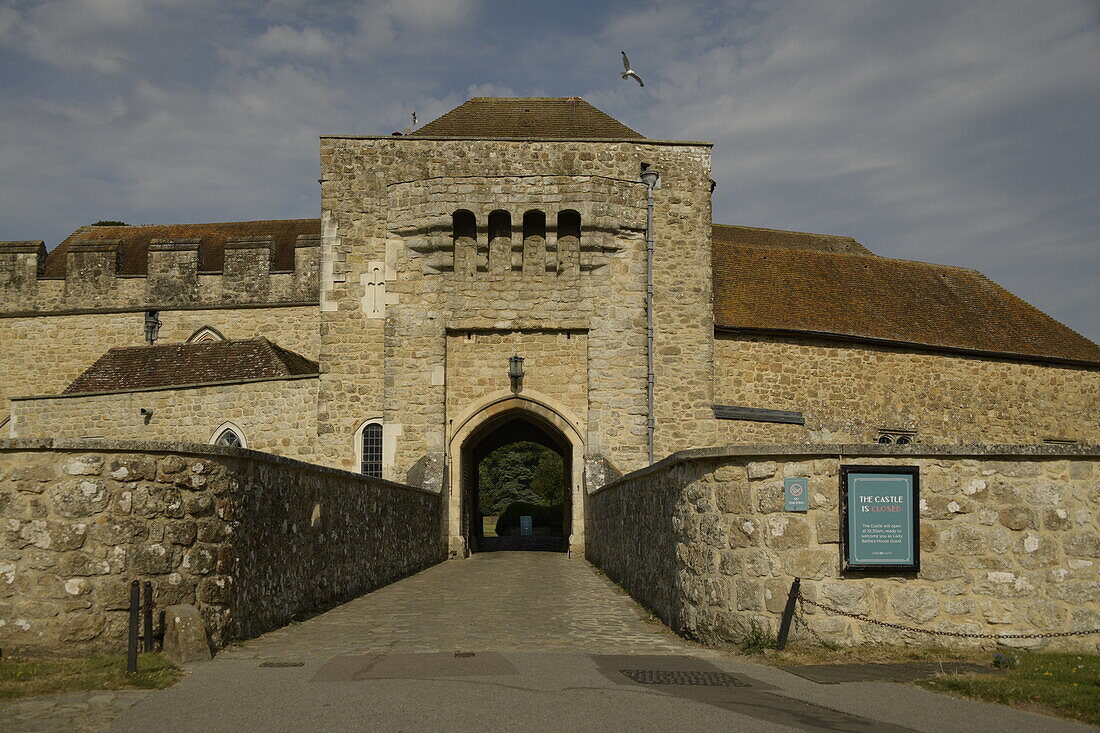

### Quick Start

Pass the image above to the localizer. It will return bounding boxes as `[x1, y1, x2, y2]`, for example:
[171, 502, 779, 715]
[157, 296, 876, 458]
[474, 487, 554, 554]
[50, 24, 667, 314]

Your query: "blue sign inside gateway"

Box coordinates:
[844, 468, 919, 569]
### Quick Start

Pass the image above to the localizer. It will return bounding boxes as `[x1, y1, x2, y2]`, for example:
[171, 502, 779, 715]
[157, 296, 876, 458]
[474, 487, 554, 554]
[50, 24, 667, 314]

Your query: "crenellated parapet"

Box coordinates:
[0, 229, 320, 314]
[385, 175, 647, 275]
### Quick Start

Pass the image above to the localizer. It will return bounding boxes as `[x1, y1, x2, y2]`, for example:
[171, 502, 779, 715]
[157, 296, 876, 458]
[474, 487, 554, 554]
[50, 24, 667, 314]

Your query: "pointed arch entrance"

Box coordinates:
[447, 393, 585, 557]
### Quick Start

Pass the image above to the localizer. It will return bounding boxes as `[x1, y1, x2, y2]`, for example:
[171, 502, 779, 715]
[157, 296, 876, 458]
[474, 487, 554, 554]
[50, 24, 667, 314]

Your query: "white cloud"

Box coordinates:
[252, 25, 337, 58]
[0, 0, 1095, 339]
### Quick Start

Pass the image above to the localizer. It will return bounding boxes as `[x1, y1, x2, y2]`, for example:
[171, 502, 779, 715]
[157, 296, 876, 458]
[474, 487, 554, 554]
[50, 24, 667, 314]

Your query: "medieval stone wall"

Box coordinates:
[317, 137, 714, 487]
[0, 306, 321, 418]
[587, 444, 1100, 651]
[713, 332, 1100, 445]
[10, 378, 319, 461]
[0, 440, 444, 654]
[445, 330, 589, 428]
[0, 237, 319, 314]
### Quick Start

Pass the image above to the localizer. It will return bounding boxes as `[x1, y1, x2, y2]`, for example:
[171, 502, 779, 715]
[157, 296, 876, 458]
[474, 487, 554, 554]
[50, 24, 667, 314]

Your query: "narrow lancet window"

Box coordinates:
[361, 423, 383, 478]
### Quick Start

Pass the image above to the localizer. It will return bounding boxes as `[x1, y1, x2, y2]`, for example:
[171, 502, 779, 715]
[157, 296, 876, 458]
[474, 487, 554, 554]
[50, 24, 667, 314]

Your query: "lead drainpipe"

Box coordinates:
[641, 167, 660, 464]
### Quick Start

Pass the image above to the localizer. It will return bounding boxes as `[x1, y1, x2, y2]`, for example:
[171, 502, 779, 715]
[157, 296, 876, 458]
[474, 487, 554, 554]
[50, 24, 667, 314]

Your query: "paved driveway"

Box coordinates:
[103, 553, 1088, 733]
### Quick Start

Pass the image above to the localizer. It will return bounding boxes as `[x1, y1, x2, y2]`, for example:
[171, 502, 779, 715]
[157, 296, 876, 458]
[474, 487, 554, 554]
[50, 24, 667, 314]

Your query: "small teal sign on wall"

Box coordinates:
[519, 515, 533, 536]
[784, 478, 809, 511]
[842, 466, 920, 571]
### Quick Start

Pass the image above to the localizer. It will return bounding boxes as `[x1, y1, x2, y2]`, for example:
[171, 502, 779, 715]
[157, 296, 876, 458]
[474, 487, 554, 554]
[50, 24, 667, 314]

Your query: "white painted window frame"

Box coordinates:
[210, 421, 247, 448]
[354, 418, 384, 477]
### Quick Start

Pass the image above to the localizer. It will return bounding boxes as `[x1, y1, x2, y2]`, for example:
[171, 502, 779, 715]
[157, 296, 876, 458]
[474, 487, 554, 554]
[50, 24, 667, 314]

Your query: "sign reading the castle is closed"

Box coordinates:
[842, 466, 919, 570]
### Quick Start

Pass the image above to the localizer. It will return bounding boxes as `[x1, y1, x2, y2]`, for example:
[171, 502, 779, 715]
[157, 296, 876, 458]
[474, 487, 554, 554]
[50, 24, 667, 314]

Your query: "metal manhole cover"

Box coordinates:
[619, 669, 748, 686]
[259, 661, 305, 668]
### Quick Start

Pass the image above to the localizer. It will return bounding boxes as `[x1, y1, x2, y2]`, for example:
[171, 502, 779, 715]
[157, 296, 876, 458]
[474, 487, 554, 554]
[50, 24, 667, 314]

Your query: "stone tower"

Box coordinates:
[316, 98, 715, 553]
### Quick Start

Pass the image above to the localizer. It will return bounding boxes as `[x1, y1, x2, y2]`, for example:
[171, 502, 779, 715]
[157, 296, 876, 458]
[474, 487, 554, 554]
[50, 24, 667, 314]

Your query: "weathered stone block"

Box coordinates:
[1042, 508, 1072, 531]
[938, 525, 987, 555]
[89, 517, 148, 546]
[162, 604, 211, 664]
[182, 546, 216, 575]
[63, 456, 103, 476]
[814, 513, 839, 544]
[821, 583, 868, 614]
[198, 575, 233, 604]
[735, 578, 763, 611]
[755, 482, 784, 513]
[919, 555, 966, 581]
[107, 457, 157, 482]
[129, 543, 172, 574]
[165, 520, 197, 546]
[59, 552, 113, 576]
[747, 462, 777, 480]
[50, 480, 110, 518]
[727, 516, 759, 548]
[998, 506, 1037, 531]
[714, 482, 752, 513]
[782, 549, 834, 579]
[1063, 532, 1100, 558]
[763, 515, 810, 551]
[131, 484, 184, 519]
[763, 578, 791, 613]
[61, 614, 105, 642]
[891, 586, 939, 624]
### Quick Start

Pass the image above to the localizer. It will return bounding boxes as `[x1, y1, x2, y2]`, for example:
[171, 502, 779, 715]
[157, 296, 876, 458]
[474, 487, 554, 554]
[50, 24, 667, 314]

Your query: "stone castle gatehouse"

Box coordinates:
[1, 98, 1098, 653]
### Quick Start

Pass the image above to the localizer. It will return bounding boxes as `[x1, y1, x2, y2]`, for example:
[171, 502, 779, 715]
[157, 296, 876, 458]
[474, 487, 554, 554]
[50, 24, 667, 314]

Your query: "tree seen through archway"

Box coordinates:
[478, 441, 564, 537]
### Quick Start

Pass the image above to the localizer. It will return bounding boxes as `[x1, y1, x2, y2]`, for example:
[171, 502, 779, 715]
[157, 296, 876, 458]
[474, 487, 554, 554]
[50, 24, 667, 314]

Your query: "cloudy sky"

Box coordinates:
[1, 0, 1097, 340]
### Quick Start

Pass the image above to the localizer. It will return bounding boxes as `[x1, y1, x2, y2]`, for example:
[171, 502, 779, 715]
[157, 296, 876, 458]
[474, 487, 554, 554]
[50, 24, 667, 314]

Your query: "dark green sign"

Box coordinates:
[842, 466, 919, 570]
[784, 477, 809, 511]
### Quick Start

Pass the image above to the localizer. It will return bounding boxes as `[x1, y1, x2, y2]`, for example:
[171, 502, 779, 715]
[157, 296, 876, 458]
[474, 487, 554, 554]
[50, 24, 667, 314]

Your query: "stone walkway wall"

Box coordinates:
[0, 439, 444, 655]
[587, 444, 1099, 651]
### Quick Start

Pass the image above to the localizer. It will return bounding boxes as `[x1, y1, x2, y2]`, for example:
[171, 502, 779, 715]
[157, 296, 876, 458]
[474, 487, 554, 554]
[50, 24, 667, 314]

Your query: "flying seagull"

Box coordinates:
[620, 51, 644, 86]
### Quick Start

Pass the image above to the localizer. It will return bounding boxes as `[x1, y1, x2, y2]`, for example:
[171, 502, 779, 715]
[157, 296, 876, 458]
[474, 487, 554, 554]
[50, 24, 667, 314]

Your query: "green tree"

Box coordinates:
[92, 220, 128, 226]
[478, 441, 564, 515]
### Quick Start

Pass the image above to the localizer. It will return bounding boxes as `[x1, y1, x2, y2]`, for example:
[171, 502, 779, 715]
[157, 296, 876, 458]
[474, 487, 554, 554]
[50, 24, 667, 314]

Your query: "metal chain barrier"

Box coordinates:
[797, 590, 1100, 639]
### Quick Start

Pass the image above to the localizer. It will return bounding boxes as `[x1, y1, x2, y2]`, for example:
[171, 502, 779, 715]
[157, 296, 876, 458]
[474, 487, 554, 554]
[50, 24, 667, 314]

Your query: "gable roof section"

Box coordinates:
[63, 338, 319, 395]
[713, 224, 871, 255]
[712, 242, 1100, 366]
[411, 97, 644, 139]
[44, 219, 321, 277]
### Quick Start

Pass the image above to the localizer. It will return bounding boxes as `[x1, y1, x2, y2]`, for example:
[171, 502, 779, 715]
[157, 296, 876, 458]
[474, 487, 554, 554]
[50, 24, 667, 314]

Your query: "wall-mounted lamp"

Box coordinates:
[139, 407, 153, 424]
[508, 355, 525, 390]
[144, 310, 161, 345]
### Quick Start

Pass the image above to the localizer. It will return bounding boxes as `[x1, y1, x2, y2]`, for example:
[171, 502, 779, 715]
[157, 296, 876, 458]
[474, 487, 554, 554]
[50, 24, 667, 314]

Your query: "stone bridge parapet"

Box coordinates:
[0, 439, 445, 654]
[586, 444, 1100, 651]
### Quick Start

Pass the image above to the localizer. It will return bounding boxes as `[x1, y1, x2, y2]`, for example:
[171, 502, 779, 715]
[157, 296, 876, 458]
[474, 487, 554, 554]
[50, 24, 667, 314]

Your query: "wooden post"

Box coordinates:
[776, 577, 801, 651]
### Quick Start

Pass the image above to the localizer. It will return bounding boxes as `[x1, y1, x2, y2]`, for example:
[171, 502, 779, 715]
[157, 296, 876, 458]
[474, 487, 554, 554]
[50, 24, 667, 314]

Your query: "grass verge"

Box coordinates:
[917, 652, 1099, 726]
[0, 653, 182, 700]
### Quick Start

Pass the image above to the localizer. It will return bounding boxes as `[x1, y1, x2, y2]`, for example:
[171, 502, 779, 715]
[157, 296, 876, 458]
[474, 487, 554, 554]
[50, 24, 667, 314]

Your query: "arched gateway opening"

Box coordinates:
[447, 394, 584, 557]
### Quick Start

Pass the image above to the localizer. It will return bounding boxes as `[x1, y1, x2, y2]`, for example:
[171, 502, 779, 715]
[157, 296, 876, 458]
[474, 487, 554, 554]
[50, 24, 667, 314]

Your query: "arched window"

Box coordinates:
[211, 422, 246, 448]
[452, 209, 476, 241]
[522, 210, 546, 241]
[488, 210, 511, 241]
[557, 210, 581, 240]
[187, 326, 226, 344]
[356, 420, 383, 478]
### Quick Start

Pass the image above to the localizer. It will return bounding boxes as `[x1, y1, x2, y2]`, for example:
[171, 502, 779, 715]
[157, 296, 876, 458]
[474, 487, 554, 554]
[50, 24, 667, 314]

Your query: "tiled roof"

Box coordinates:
[44, 219, 321, 277]
[63, 338, 319, 395]
[712, 241, 1100, 365]
[411, 97, 643, 139]
[713, 224, 871, 254]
